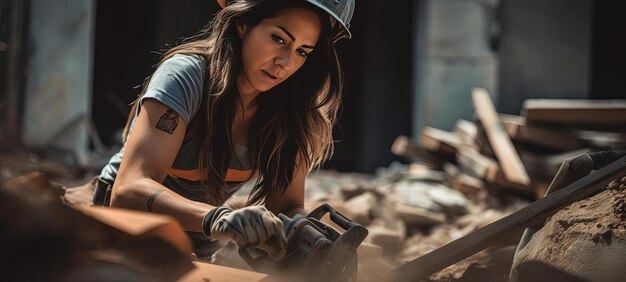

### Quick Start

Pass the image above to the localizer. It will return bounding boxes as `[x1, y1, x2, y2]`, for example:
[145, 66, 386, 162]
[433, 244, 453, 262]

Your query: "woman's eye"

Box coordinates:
[296, 49, 309, 57]
[272, 35, 285, 44]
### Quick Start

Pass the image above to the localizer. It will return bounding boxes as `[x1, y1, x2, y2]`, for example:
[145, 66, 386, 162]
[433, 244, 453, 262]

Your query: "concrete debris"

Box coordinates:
[395, 203, 446, 227]
[302, 163, 529, 280]
[344, 192, 378, 225]
[389, 180, 469, 215]
[356, 243, 395, 282]
[365, 218, 406, 254]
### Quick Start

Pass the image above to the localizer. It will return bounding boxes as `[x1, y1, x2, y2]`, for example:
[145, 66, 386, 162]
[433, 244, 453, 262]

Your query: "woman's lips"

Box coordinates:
[262, 70, 280, 82]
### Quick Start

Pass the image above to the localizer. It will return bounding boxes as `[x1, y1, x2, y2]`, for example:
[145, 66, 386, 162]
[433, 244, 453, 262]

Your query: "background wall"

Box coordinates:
[2, 0, 625, 173]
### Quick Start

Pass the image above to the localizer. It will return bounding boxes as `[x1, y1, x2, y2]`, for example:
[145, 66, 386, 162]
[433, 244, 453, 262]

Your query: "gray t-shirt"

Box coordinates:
[99, 54, 253, 204]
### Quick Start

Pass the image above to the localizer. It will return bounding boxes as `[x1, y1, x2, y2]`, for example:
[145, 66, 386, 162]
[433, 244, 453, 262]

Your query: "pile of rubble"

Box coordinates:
[395, 92, 626, 200]
[299, 166, 529, 281]
[292, 95, 626, 280]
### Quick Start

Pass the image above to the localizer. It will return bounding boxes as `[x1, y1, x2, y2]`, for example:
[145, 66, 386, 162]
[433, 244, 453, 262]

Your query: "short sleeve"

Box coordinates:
[139, 54, 205, 124]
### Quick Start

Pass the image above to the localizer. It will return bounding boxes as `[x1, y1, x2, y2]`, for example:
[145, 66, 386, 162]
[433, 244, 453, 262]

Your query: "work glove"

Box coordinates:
[202, 206, 288, 261]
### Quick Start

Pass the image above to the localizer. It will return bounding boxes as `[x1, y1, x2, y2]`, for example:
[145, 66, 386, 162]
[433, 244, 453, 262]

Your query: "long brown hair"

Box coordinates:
[122, 0, 343, 205]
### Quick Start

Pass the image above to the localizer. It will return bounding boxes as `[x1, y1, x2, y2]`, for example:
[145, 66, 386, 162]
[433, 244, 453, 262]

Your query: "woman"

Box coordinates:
[95, 0, 355, 261]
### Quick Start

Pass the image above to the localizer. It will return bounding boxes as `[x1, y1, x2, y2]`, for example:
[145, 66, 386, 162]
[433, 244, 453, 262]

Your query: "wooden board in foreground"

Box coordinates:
[73, 205, 193, 255]
[472, 88, 530, 185]
[178, 261, 268, 282]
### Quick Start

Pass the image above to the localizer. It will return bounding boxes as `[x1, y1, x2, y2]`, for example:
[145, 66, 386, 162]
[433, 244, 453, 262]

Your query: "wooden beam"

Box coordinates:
[523, 99, 626, 127]
[391, 135, 445, 167]
[391, 156, 626, 281]
[472, 88, 530, 185]
[419, 127, 462, 158]
[179, 261, 267, 282]
[500, 114, 584, 152]
[453, 119, 477, 147]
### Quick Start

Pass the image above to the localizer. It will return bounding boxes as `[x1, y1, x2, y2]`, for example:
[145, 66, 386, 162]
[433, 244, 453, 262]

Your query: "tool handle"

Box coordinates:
[308, 203, 355, 230]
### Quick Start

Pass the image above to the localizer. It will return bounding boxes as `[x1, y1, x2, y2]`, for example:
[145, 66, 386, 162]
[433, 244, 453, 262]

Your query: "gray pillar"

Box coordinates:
[22, 0, 96, 165]
[413, 0, 499, 136]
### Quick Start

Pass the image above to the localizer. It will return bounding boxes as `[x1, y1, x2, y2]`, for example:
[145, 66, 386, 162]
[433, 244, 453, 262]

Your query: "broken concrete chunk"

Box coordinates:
[395, 203, 446, 227]
[344, 192, 378, 225]
[340, 182, 367, 200]
[427, 186, 469, 215]
[365, 219, 406, 254]
[356, 242, 397, 282]
[391, 180, 469, 215]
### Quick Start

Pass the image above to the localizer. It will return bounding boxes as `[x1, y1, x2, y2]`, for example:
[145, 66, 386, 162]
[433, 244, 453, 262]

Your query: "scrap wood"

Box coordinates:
[456, 146, 498, 180]
[523, 99, 626, 126]
[419, 127, 462, 158]
[451, 173, 485, 195]
[73, 205, 193, 255]
[500, 114, 584, 152]
[472, 88, 530, 185]
[178, 261, 267, 282]
[457, 147, 533, 195]
[391, 135, 445, 167]
[453, 119, 477, 147]
[391, 156, 626, 281]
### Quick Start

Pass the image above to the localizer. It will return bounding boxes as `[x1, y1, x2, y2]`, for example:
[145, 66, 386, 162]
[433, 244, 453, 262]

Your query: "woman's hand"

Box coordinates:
[202, 206, 288, 261]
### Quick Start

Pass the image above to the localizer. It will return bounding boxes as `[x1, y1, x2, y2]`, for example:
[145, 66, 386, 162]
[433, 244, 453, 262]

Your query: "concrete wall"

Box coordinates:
[413, 0, 499, 136]
[22, 0, 95, 165]
[497, 0, 592, 114]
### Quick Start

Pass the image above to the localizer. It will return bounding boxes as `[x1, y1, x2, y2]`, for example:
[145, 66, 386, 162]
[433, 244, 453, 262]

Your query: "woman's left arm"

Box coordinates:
[265, 163, 308, 217]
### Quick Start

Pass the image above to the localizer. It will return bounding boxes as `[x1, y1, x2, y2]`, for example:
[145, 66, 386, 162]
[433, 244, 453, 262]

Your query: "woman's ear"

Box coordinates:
[236, 20, 248, 39]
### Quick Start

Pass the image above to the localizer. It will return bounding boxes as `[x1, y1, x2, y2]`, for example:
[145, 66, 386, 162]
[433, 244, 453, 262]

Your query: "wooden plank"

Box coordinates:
[179, 261, 268, 282]
[456, 146, 499, 179]
[500, 114, 584, 152]
[472, 88, 530, 185]
[453, 119, 477, 147]
[419, 127, 462, 158]
[391, 156, 626, 281]
[473, 123, 496, 158]
[523, 99, 626, 126]
[391, 135, 446, 166]
[73, 205, 193, 255]
[457, 146, 532, 195]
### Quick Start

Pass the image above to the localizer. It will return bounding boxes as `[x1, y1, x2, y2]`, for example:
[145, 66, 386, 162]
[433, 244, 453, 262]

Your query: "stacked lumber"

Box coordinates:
[393, 89, 626, 199]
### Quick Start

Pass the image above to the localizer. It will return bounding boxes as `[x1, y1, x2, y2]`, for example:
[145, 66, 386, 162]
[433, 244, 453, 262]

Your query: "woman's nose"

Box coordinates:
[274, 53, 292, 71]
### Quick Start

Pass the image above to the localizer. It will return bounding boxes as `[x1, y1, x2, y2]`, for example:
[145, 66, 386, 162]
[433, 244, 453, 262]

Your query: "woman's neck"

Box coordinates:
[236, 74, 260, 111]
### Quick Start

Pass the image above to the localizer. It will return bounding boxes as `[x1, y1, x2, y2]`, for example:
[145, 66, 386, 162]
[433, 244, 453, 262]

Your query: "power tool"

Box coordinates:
[239, 203, 368, 282]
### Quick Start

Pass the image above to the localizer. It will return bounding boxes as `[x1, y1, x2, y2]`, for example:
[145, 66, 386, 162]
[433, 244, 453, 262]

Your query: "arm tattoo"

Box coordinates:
[156, 109, 179, 134]
[146, 190, 165, 212]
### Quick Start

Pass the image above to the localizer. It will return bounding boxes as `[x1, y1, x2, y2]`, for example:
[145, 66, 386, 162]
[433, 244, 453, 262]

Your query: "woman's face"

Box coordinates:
[237, 7, 322, 94]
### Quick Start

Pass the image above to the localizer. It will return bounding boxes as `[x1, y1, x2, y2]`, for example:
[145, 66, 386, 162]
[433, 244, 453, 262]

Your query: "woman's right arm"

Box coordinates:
[110, 99, 214, 232]
[111, 99, 287, 258]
